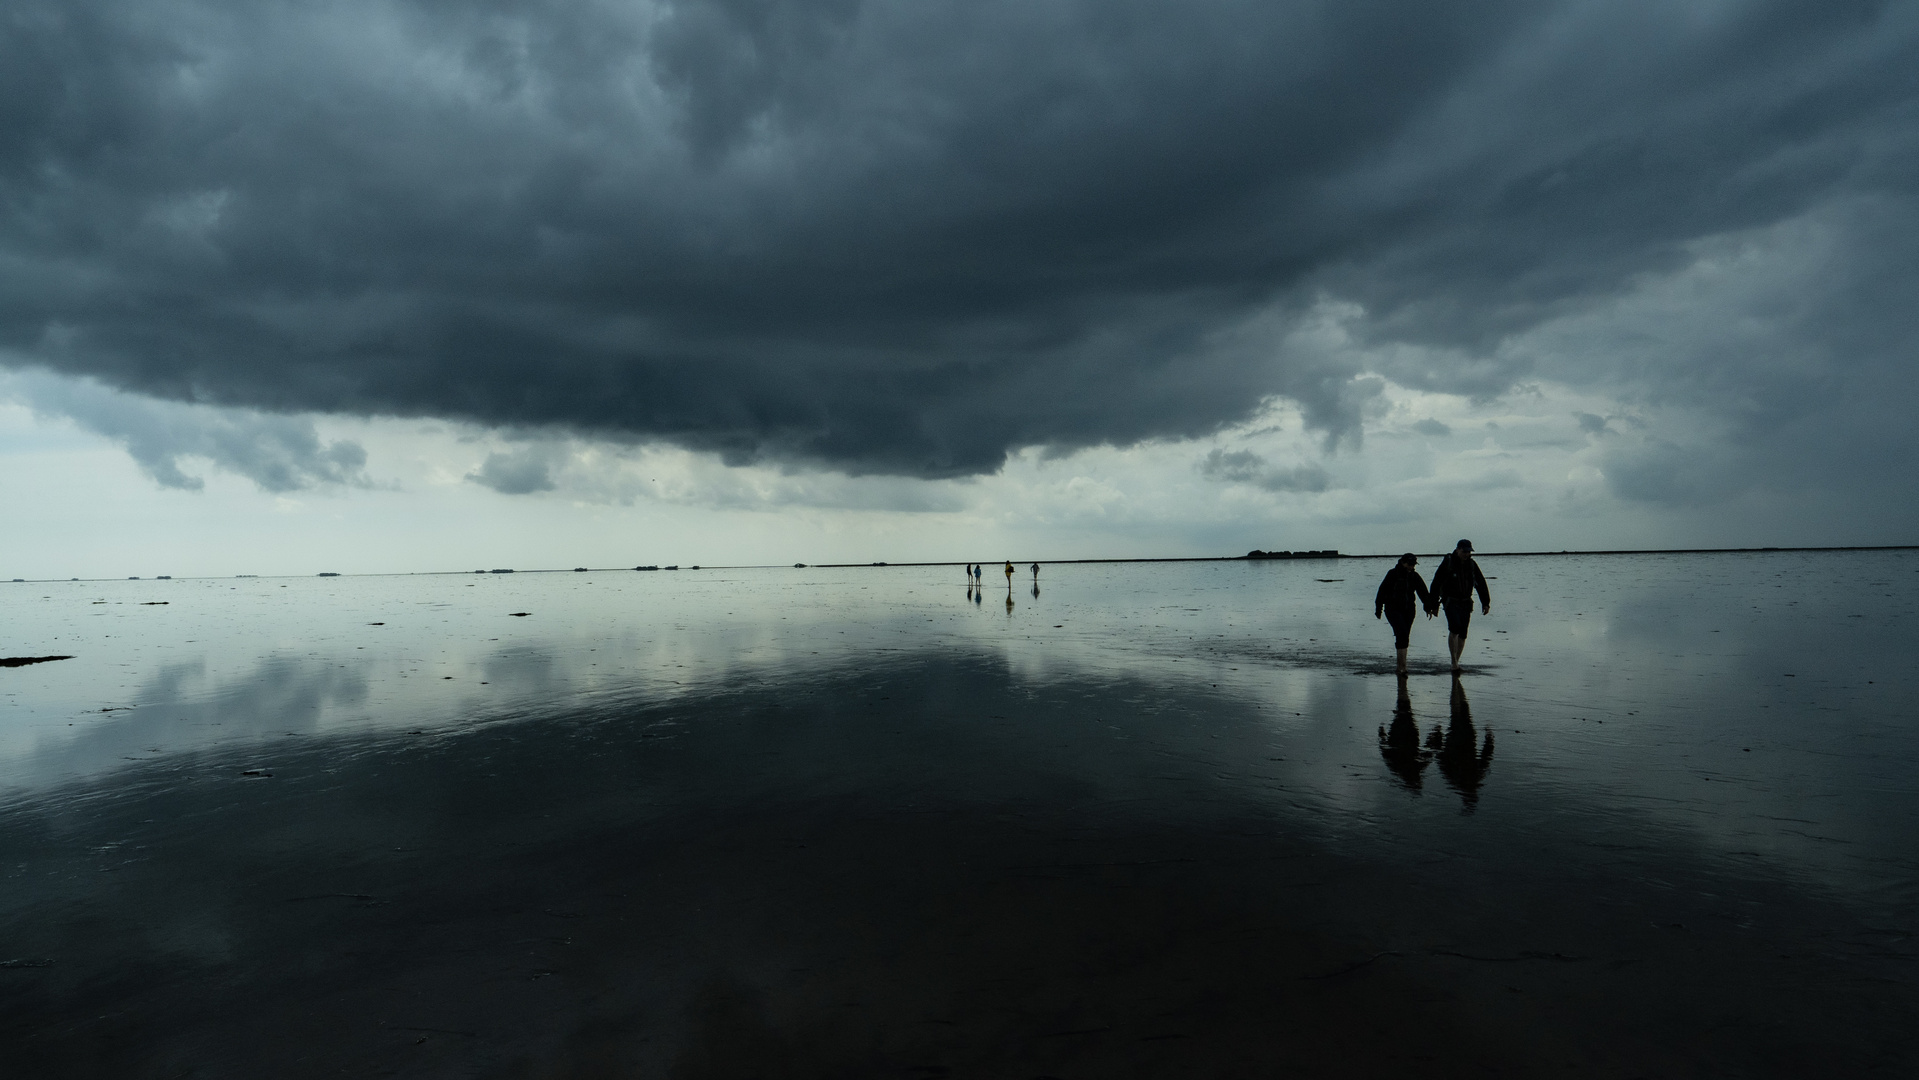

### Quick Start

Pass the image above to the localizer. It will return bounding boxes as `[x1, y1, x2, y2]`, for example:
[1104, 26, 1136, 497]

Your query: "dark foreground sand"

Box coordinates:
[1, 654, 1912, 1077]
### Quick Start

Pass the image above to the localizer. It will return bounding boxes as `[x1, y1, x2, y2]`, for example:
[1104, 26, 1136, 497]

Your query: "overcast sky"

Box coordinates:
[3, 0, 1915, 576]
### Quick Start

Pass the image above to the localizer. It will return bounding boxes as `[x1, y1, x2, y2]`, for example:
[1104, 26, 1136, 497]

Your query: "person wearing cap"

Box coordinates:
[1428, 539, 1491, 673]
[1374, 553, 1434, 674]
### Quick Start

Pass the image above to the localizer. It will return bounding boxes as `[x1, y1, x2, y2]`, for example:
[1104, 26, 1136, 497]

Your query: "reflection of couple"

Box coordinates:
[1377, 675, 1493, 809]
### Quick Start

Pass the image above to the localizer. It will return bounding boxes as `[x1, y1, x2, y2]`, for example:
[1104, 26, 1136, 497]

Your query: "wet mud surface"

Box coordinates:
[2, 655, 1912, 1078]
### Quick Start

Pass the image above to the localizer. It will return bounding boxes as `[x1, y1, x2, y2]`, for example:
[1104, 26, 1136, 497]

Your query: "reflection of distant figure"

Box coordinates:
[1374, 552, 1434, 674]
[1031, 583, 1040, 599]
[974, 586, 982, 606]
[1005, 591, 1015, 614]
[1428, 539, 1491, 672]
[1431, 676, 1494, 811]
[1378, 673, 1430, 791]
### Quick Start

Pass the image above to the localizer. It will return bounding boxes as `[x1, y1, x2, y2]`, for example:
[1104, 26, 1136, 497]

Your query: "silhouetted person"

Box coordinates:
[1374, 552, 1434, 674]
[1003, 560, 1015, 586]
[1030, 562, 1039, 581]
[1378, 673, 1431, 790]
[1433, 676, 1493, 811]
[1428, 539, 1490, 672]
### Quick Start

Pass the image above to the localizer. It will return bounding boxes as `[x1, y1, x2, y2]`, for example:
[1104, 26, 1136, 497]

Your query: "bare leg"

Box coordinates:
[1395, 647, 1408, 673]
[1448, 633, 1464, 671]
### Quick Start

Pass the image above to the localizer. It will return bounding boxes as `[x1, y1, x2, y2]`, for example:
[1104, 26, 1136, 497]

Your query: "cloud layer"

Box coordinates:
[2, 0, 1915, 493]
[4, 370, 371, 492]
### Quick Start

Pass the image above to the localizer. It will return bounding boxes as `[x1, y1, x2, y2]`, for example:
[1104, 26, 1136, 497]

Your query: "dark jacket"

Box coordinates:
[1375, 566, 1432, 616]
[1430, 553, 1490, 607]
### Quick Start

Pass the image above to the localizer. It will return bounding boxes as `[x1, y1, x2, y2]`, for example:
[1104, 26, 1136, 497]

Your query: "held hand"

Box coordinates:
[1374, 608, 1382, 619]
[1482, 602, 1491, 615]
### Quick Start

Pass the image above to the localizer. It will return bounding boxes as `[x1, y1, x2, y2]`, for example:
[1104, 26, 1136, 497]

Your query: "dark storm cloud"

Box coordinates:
[1552, 195, 1919, 513]
[1, 0, 1914, 479]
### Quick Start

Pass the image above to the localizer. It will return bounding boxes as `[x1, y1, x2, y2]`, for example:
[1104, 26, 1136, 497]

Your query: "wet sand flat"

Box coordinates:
[1, 555, 1915, 1076]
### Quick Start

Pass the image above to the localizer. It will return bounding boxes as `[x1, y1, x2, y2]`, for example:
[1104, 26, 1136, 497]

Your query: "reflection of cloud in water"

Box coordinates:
[7, 656, 374, 796]
[204, 655, 373, 724]
[3, 650, 1908, 1078]
[0, 556, 1911, 902]
[480, 646, 566, 697]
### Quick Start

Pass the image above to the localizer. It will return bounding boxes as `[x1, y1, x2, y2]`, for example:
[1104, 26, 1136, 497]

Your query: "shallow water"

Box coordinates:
[2, 553, 1915, 1076]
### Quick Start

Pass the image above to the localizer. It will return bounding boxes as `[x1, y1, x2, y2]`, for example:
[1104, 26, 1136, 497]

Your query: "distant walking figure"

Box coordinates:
[1003, 561, 1015, 585]
[1374, 553, 1433, 674]
[1428, 539, 1491, 672]
[1030, 563, 1039, 581]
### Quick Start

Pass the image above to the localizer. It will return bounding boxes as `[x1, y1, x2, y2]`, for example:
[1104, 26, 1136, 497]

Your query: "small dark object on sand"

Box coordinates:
[141, 601, 169, 605]
[368, 622, 384, 626]
[508, 612, 531, 617]
[0, 656, 74, 668]
[241, 769, 272, 778]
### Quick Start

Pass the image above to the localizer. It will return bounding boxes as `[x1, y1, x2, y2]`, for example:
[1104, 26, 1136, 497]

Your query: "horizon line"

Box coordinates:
[9, 544, 1915, 582]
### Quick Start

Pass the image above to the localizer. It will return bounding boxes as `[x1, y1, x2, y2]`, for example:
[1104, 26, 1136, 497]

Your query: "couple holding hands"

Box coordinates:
[1374, 539, 1491, 674]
